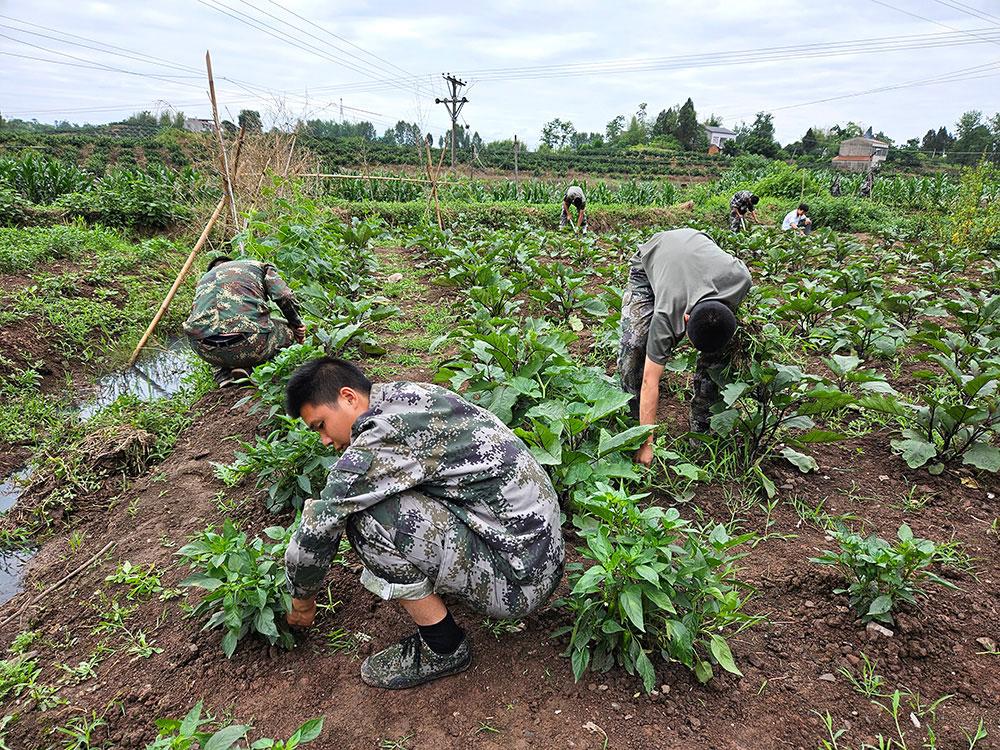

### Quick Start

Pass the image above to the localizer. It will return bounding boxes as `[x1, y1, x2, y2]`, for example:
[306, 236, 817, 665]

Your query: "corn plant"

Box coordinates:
[555, 483, 759, 692]
[177, 520, 297, 658]
[811, 523, 958, 625]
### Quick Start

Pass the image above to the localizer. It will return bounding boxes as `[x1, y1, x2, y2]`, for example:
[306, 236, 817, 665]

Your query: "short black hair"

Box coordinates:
[285, 357, 372, 418]
[750, 195, 760, 205]
[687, 301, 737, 353]
[207, 255, 233, 271]
[798, 203, 809, 213]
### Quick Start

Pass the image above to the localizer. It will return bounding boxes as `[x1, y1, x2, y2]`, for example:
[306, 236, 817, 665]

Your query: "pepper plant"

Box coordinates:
[177, 520, 297, 658]
[810, 523, 958, 625]
[555, 483, 759, 692]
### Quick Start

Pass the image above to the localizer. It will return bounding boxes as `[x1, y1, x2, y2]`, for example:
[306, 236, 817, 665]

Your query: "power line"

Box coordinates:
[867, 0, 1000, 48]
[929, 0, 1000, 26]
[716, 58, 1000, 121]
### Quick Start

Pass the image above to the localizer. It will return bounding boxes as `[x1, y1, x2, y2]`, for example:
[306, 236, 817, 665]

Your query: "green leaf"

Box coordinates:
[179, 701, 204, 739]
[694, 659, 714, 683]
[572, 565, 606, 594]
[709, 635, 742, 676]
[635, 651, 656, 694]
[294, 718, 324, 743]
[571, 646, 591, 681]
[619, 585, 645, 632]
[962, 442, 1000, 472]
[710, 409, 740, 436]
[221, 630, 239, 659]
[867, 595, 893, 616]
[890, 438, 937, 469]
[781, 447, 818, 473]
[797, 430, 846, 443]
[179, 573, 225, 590]
[204, 725, 250, 750]
[597, 425, 653, 457]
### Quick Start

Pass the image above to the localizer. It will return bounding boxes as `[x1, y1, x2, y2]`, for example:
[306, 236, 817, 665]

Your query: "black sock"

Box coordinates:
[418, 611, 464, 655]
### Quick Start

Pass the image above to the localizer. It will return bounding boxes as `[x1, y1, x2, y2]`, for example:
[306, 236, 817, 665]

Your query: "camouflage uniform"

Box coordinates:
[729, 190, 756, 232]
[183, 259, 302, 381]
[559, 186, 588, 232]
[285, 381, 565, 618]
[860, 171, 874, 199]
[830, 174, 842, 197]
[617, 230, 751, 431]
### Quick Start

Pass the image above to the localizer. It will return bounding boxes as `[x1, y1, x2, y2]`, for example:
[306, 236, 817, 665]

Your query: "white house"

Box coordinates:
[705, 125, 737, 152]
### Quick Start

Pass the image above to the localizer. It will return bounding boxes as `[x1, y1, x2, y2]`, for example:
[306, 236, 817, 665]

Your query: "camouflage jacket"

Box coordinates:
[285, 381, 565, 599]
[183, 259, 301, 339]
[730, 190, 756, 214]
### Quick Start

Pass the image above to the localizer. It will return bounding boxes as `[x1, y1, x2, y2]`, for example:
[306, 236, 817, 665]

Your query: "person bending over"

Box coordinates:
[283, 357, 565, 689]
[729, 190, 760, 233]
[617, 229, 752, 466]
[559, 185, 588, 233]
[183, 255, 305, 387]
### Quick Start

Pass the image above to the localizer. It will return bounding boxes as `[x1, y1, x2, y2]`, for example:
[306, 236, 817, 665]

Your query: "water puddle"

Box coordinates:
[0, 339, 195, 606]
[75, 338, 195, 420]
[0, 466, 35, 606]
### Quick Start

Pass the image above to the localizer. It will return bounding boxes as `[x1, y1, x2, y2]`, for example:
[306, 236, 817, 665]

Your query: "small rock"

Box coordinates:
[846, 654, 861, 666]
[610, 702, 621, 711]
[819, 673, 837, 683]
[867, 622, 894, 639]
[598, 684, 608, 691]
[660, 684, 671, 694]
[688, 717, 702, 730]
[804, 601, 816, 608]
[522, 731, 535, 738]
[588, 683, 597, 691]
[188, 643, 198, 653]
[386, 272, 404, 283]
[976, 637, 997, 652]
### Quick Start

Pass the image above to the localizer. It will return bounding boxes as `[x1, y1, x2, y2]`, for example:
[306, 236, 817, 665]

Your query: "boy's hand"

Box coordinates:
[287, 596, 317, 627]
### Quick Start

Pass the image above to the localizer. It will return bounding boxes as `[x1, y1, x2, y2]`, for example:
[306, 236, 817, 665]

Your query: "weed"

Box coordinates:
[837, 652, 885, 698]
[379, 733, 414, 749]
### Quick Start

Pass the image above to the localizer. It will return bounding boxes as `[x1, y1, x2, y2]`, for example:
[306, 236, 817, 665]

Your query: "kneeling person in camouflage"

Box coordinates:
[184, 256, 305, 387]
[283, 358, 564, 689]
[618, 228, 752, 466]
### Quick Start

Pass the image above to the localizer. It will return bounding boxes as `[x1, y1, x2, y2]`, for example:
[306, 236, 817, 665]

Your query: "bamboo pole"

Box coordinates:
[288, 172, 468, 186]
[127, 198, 228, 366]
[423, 140, 443, 230]
[205, 51, 240, 240]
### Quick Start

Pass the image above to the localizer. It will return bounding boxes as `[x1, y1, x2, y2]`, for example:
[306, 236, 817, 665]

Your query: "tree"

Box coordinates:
[736, 112, 779, 158]
[238, 109, 262, 133]
[675, 98, 699, 150]
[605, 115, 626, 145]
[652, 107, 678, 137]
[954, 110, 994, 164]
[802, 127, 818, 154]
[540, 118, 575, 150]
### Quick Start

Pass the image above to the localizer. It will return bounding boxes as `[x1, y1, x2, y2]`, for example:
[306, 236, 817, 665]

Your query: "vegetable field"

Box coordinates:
[0, 154, 998, 750]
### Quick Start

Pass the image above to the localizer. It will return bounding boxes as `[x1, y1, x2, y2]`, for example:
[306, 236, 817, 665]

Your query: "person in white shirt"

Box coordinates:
[781, 203, 811, 235]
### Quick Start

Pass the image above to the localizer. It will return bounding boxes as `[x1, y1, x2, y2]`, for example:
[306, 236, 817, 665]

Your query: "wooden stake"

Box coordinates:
[127, 197, 228, 366]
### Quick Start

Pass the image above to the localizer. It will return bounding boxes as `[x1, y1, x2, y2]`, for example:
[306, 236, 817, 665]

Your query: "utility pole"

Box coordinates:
[435, 73, 468, 169]
[513, 135, 519, 193]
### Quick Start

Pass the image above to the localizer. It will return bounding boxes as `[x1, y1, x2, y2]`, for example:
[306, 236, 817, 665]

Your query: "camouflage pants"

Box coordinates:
[346, 490, 563, 618]
[729, 210, 744, 233]
[559, 201, 588, 232]
[617, 259, 733, 432]
[188, 320, 295, 374]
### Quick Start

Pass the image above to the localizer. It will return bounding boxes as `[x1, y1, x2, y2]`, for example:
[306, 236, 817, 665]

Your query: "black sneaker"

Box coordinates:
[360, 632, 471, 689]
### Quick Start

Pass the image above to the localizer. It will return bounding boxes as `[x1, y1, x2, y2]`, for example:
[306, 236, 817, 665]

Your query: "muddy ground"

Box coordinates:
[1, 244, 998, 750]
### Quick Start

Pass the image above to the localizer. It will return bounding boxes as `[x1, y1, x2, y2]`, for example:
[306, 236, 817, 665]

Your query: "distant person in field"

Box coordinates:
[781, 203, 812, 235]
[183, 255, 305, 387]
[283, 357, 564, 689]
[830, 174, 842, 197]
[559, 185, 588, 233]
[617, 229, 752, 466]
[729, 190, 760, 232]
[860, 170, 874, 199]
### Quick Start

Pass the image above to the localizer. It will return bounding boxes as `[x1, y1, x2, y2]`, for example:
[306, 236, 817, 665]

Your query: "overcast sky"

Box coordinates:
[1, 0, 999, 148]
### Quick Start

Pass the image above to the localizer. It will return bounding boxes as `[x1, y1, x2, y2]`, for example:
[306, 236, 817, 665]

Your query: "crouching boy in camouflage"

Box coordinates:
[283, 357, 564, 689]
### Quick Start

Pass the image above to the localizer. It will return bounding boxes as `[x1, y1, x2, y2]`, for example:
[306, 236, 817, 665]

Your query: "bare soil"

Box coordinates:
[1, 245, 998, 750]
